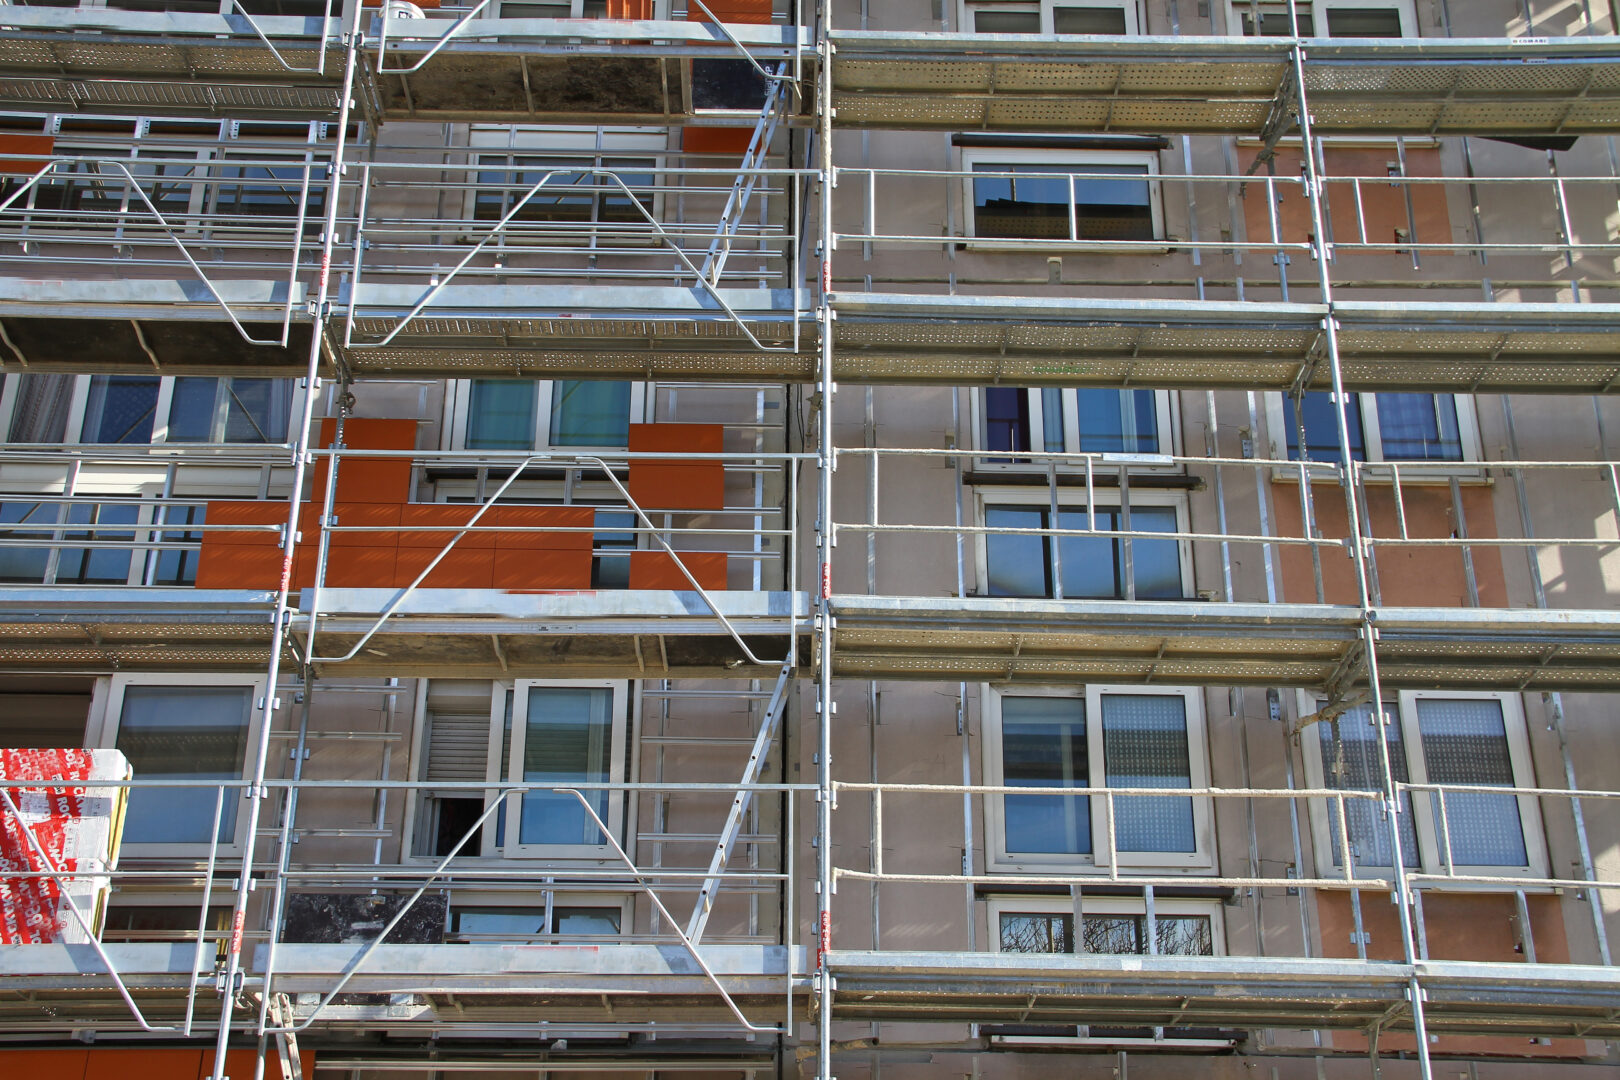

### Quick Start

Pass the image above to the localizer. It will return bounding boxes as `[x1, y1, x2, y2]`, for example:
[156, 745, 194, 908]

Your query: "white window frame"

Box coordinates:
[1298, 690, 1548, 881]
[959, 146, 1165, 250]
[1262, 391, 1482, 471]
[969, 387, 1178, 469]
[90, 673, 268, 860]
[444, 890, 632, 943]
[464, 125, 667, 245]
[445, 378, 647, 452]
[0, 374, 304, 447]
[1225, 0, 1417, 36]
[972, 487, 1193, 601]
[403, 678, 634, 863]
[983, 684, 1214, 874]
[0, 486, 185, 588]
[961, 0, 1141, 34]
[985, 894, 1225, 955]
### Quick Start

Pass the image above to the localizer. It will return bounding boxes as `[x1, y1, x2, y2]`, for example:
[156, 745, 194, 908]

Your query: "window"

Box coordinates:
[1230, 0, 1414, 36]
[410, 679, 631, 860]
[988, 896, 1220, 957]
[978, 493, 1188, 600]
[467, 126, 662, 241]
[979, 387, 1173, 457]
[447, 898, 626, 943]
[450, 378, 643, 450]
[0, 373, 297, 446]
[964, 0, 1140, 34]
[1302, 691, 1547, 878]
[91, 674, 264, 856]
[0, 497, 203, 587]
[961, 148, 1161, 244]
[984, 686, 1212, 871]
[1268, 391, 1478, 465]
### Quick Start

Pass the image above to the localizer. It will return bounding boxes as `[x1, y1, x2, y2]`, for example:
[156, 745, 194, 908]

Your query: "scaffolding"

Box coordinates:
[4, 1, 1620, 1079]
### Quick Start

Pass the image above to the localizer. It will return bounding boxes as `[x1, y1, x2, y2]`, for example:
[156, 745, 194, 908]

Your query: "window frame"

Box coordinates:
[464, 125, 667, 246]
[1299, 690, 1548, 881]
[404, 678, 634, 864]
[1262, 390, 1482, 470]
[982, 684, 1214, 874]
[445, 379, 647, 452]
[972, 487, 1193, 601]
[1225, 0, 1417, 37]
[961, 0, 1142, 34]
[444, 891, 632, 944]
[959, 146, 1165, 250]
[90, 672, 268, 860]
[969, 386, 1178, 468]
[0, 374, 303, 447]
[985, 894, 1225, 956]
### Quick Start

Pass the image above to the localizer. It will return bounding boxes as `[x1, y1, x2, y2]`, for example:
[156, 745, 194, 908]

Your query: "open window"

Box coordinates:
[1265, 391, 1481, 464]
[1301, 691, 1548, 879]
[963, 0, 1140, 34]
[961, 146, 1163, 245]
[1229, 0, 1415, 36]
[447, 378, 645, 451]
[984, 685, 1213, 872]
[90, 674, 266, 858]
[409, 679, 632, 861]
[975, 489, 1189, 600]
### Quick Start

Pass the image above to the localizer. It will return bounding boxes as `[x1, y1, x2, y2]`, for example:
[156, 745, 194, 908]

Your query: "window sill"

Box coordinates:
[958, 239, 1176, 255]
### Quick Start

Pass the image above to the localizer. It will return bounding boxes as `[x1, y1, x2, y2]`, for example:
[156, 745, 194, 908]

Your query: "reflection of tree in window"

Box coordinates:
[999, 911, 1213, 955]
[1286, 391, 1461, 462]
[82, 376, 159, 444]
[168, 377, 292, 443]
[972, 163, 1152, 241]
[1003, 696, 1090, 855]
[474, 157, 654, 225]
[551, 380, 631, 446]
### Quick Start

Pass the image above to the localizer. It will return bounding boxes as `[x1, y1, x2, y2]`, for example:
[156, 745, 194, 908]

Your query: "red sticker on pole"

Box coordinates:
[820, 561, 831, 600]
[229, 909, 246, 957]
[816, 908, 830, 970]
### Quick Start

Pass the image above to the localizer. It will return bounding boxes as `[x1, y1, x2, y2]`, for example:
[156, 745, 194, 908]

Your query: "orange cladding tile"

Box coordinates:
[681, 126, 754, 156]
[629, 549, 728, 590]
[493, 506, 595, 551]
[628, 423, 725, 511]
[326, 503, 402, 548]
[606, 0, 652, 14]
[493, 548, 593, 589]
[0, 133, 53, 174]
[309, 418, 418, 505]
[0, 1048, 89, 1078]
[394, 545, 495, 589]
[85, 1049, 202, 1080]
[686, 0, 771, 21]
[194, 545, 286, 590]
[399, 503, 498, 549]
[199, 501, 285, 546]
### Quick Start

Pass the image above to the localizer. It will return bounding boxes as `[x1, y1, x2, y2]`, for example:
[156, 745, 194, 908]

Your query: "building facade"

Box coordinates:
[2, 0, 1620, 1078]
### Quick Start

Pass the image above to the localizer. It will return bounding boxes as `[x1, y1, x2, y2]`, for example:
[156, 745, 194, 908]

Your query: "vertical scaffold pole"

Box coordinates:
[210, 4, 364, 1076]
[814, 2, 836, 1077]
[1284, 18, 1434, 1079]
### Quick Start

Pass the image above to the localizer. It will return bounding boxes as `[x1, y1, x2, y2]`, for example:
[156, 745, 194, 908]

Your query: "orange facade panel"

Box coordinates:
[686, 0, 771, 21]
[629, 549, 728, 590]
[627, 423, 726, 511]
[0, 133, 53, 175]
[310, 418, 418, 506]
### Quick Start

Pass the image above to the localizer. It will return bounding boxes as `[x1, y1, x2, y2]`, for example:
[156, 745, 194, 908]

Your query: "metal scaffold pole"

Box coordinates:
[208, 2, 365, 1075]
[814, 1, 837, 1076]
[1284, 7, 1434, 1074]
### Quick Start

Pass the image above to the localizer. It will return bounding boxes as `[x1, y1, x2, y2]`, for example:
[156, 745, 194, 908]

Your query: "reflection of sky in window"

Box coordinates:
[1002, 696, 1090, 854]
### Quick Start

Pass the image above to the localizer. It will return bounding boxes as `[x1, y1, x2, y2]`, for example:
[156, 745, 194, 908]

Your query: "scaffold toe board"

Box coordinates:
[0, 10, 344, 118]
[0, 279, 317, 376]
[0, 588, 283, 671]
[0, 943, 807, 1031]
[299, 588, 810, 679]
[827, 951, 1620, 1039]
[339, 284, 815, 378]
[830, 294, 1620, 393]
[828, 596, 1620, 691]
[828, 32, 1620, 136]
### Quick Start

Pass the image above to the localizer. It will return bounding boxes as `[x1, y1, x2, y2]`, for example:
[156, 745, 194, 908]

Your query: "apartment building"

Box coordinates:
[3, 0, 1620, 1077]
